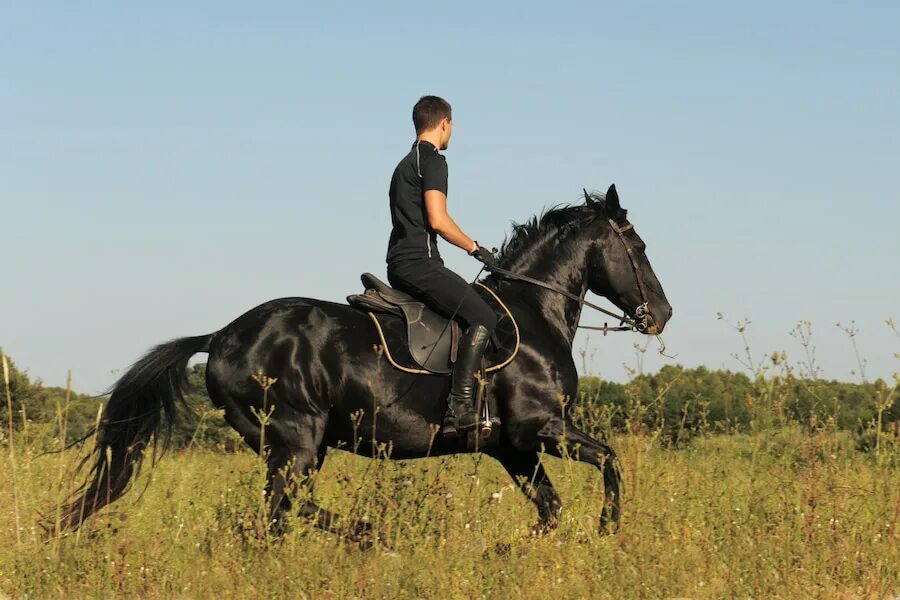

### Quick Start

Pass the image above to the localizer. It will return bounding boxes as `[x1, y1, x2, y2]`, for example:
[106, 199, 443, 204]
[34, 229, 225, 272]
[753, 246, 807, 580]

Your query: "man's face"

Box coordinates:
[439, 117, 453, 150]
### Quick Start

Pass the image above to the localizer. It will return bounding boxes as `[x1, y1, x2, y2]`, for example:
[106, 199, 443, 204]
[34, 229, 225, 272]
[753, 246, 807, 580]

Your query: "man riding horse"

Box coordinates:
[386, 95, 498, 436]
[54, 98, 673, 538]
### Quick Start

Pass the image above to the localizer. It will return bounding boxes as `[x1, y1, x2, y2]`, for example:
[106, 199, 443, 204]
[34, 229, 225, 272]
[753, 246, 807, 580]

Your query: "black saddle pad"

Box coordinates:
[367, 283, 519, 375]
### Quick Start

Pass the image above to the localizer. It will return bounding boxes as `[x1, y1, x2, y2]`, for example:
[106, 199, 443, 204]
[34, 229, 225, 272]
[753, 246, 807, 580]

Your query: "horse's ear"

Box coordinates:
[583, 188, 593, 205]
[605, 184, 620, 216]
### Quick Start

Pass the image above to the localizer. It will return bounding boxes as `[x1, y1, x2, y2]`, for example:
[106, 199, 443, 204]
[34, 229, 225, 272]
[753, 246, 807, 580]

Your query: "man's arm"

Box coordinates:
[424, 190, 477, 253]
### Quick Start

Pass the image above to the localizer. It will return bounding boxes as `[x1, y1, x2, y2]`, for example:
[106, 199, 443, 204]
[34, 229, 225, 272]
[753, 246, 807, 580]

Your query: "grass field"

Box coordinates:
[1, 425, 897, 599]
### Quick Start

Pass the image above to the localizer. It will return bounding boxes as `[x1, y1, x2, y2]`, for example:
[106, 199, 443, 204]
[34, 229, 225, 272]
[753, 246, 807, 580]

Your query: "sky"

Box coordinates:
[1, 1, 898, 394]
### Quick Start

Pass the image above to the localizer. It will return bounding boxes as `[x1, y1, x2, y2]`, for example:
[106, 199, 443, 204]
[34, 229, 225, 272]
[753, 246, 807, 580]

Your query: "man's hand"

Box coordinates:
[469, 244, 499, 270]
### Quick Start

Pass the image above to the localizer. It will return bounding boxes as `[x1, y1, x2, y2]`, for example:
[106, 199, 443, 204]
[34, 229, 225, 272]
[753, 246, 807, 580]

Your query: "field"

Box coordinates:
[2, 426, 898, 598]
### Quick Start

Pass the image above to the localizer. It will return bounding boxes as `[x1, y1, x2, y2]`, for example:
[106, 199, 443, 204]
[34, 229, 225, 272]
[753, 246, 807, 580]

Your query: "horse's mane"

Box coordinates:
[493, 191, 626, 268]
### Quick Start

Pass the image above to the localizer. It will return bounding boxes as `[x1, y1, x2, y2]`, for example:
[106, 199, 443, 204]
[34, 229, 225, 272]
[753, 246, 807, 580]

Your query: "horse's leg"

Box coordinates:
[536, 420, 622, 532]
[212, 401, 319, 533]
[266, 442, 335, 535]
[266, 433, 372, 542]
[491, 450, 562, 534]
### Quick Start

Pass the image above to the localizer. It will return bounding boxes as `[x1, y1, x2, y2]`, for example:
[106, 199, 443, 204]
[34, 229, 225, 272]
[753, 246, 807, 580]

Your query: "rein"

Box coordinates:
[489, 265, 636, 333]
[489, 218, 655, 336]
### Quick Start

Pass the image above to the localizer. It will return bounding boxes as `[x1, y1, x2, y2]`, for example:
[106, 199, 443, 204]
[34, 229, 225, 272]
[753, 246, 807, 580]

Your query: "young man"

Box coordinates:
[386, 95, 498, 436]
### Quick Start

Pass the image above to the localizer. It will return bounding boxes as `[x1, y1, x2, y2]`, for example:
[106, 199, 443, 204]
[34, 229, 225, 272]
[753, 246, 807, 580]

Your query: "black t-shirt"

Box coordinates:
[386, 140, 448, 264]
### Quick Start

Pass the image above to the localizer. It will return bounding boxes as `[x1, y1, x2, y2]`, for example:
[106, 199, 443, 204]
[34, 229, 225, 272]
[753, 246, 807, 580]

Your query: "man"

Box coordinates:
[386, 95, 498, 436]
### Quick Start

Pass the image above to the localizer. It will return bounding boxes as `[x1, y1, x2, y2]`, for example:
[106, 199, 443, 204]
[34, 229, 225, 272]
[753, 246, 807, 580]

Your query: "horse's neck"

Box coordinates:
[508, 234, 592, 347]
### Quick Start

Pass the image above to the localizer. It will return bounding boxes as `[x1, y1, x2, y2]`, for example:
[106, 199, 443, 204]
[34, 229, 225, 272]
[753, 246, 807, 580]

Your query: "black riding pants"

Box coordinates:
[387, 257, 497, 334]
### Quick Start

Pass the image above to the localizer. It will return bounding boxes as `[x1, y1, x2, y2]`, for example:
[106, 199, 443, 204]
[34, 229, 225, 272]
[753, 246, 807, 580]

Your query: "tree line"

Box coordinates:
[2, 350, 896, 452]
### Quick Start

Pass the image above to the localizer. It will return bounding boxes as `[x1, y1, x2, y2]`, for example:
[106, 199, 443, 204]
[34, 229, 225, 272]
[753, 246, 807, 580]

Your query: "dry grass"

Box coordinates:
[1, 426, 897, 599]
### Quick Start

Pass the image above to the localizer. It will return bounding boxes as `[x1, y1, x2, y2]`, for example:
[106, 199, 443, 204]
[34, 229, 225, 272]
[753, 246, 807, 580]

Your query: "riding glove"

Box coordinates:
[470, 244, 499, 270]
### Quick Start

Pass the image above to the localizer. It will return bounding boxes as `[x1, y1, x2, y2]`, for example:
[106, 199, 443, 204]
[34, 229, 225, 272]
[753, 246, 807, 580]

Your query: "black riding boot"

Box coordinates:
[442, 324, 491, 437]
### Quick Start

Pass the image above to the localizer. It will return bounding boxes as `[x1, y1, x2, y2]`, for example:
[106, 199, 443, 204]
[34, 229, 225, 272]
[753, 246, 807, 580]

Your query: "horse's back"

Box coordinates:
[205, 297, 375, 404]
[203, 295, 454, 457]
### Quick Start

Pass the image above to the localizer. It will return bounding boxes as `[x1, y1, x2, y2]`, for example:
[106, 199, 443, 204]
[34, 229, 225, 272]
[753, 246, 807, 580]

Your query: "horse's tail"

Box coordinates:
[56, 333, 213, 531]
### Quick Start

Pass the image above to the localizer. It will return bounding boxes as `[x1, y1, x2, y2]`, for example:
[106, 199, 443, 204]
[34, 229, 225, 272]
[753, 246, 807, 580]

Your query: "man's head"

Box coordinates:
[413, 96, 453, 150]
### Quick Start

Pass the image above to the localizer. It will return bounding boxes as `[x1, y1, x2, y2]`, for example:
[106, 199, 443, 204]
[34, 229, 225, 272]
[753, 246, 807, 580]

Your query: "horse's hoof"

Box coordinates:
[598, 517, 620, 535]
[346, 520, 380, 550]
[529, 520, 557, 536]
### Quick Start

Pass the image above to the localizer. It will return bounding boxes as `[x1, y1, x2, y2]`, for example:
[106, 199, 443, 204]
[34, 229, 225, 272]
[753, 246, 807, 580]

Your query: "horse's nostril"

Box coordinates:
[667, 307, 673, 319]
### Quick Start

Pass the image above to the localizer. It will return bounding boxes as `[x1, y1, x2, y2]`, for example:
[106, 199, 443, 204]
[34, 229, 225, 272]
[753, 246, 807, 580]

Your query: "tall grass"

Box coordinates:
[0, 320, 897, 598]
[1, 429, 897, 597]
[3, 351, 23, 548]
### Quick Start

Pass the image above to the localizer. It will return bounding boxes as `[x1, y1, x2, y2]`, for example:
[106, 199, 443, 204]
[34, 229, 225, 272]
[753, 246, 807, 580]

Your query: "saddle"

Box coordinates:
[347, 273, 519, 375]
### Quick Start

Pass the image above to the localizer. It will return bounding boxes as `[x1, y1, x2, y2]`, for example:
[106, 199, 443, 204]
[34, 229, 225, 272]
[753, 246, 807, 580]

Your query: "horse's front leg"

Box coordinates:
[490, 450, 562, 534]
[534, 419, 622, 533]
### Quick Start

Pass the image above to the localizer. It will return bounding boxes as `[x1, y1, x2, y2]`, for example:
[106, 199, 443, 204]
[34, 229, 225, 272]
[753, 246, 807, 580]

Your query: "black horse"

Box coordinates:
[59, 185, 671, 537]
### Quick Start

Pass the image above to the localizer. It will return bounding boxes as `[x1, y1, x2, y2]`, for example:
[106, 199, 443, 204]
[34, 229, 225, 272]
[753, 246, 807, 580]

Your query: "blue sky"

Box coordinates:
[2, 2, 898, 393]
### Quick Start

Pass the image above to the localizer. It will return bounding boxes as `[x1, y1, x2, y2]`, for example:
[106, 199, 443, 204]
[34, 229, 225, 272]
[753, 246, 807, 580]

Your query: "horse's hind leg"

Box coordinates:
[266, 442, 335, 535]
[537, 420, 622, 533]
[264, 412, 334, 532]
[491, 450, 562, 534]
[266, 427, 371, 542]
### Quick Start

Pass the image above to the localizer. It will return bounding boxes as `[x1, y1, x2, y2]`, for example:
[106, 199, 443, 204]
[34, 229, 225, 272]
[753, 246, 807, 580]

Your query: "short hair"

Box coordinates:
[412, 96, 452, 134]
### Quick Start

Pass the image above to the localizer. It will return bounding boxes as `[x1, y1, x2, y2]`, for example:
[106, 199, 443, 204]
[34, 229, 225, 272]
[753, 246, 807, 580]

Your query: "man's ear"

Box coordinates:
[605, 184, 620, 216]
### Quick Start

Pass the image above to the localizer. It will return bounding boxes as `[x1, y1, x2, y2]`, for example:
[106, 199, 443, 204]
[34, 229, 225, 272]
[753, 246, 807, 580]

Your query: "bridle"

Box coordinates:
[600, 218, 655, 334]
[489, 217, 656, 335]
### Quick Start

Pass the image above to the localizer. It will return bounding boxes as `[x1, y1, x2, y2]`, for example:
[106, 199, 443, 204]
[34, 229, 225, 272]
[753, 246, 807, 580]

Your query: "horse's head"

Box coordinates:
[584, 185, 672, 334]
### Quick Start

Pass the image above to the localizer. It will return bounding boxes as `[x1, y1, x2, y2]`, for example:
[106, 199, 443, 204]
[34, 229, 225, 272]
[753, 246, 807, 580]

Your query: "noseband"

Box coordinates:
[490, 218, 655, 335]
